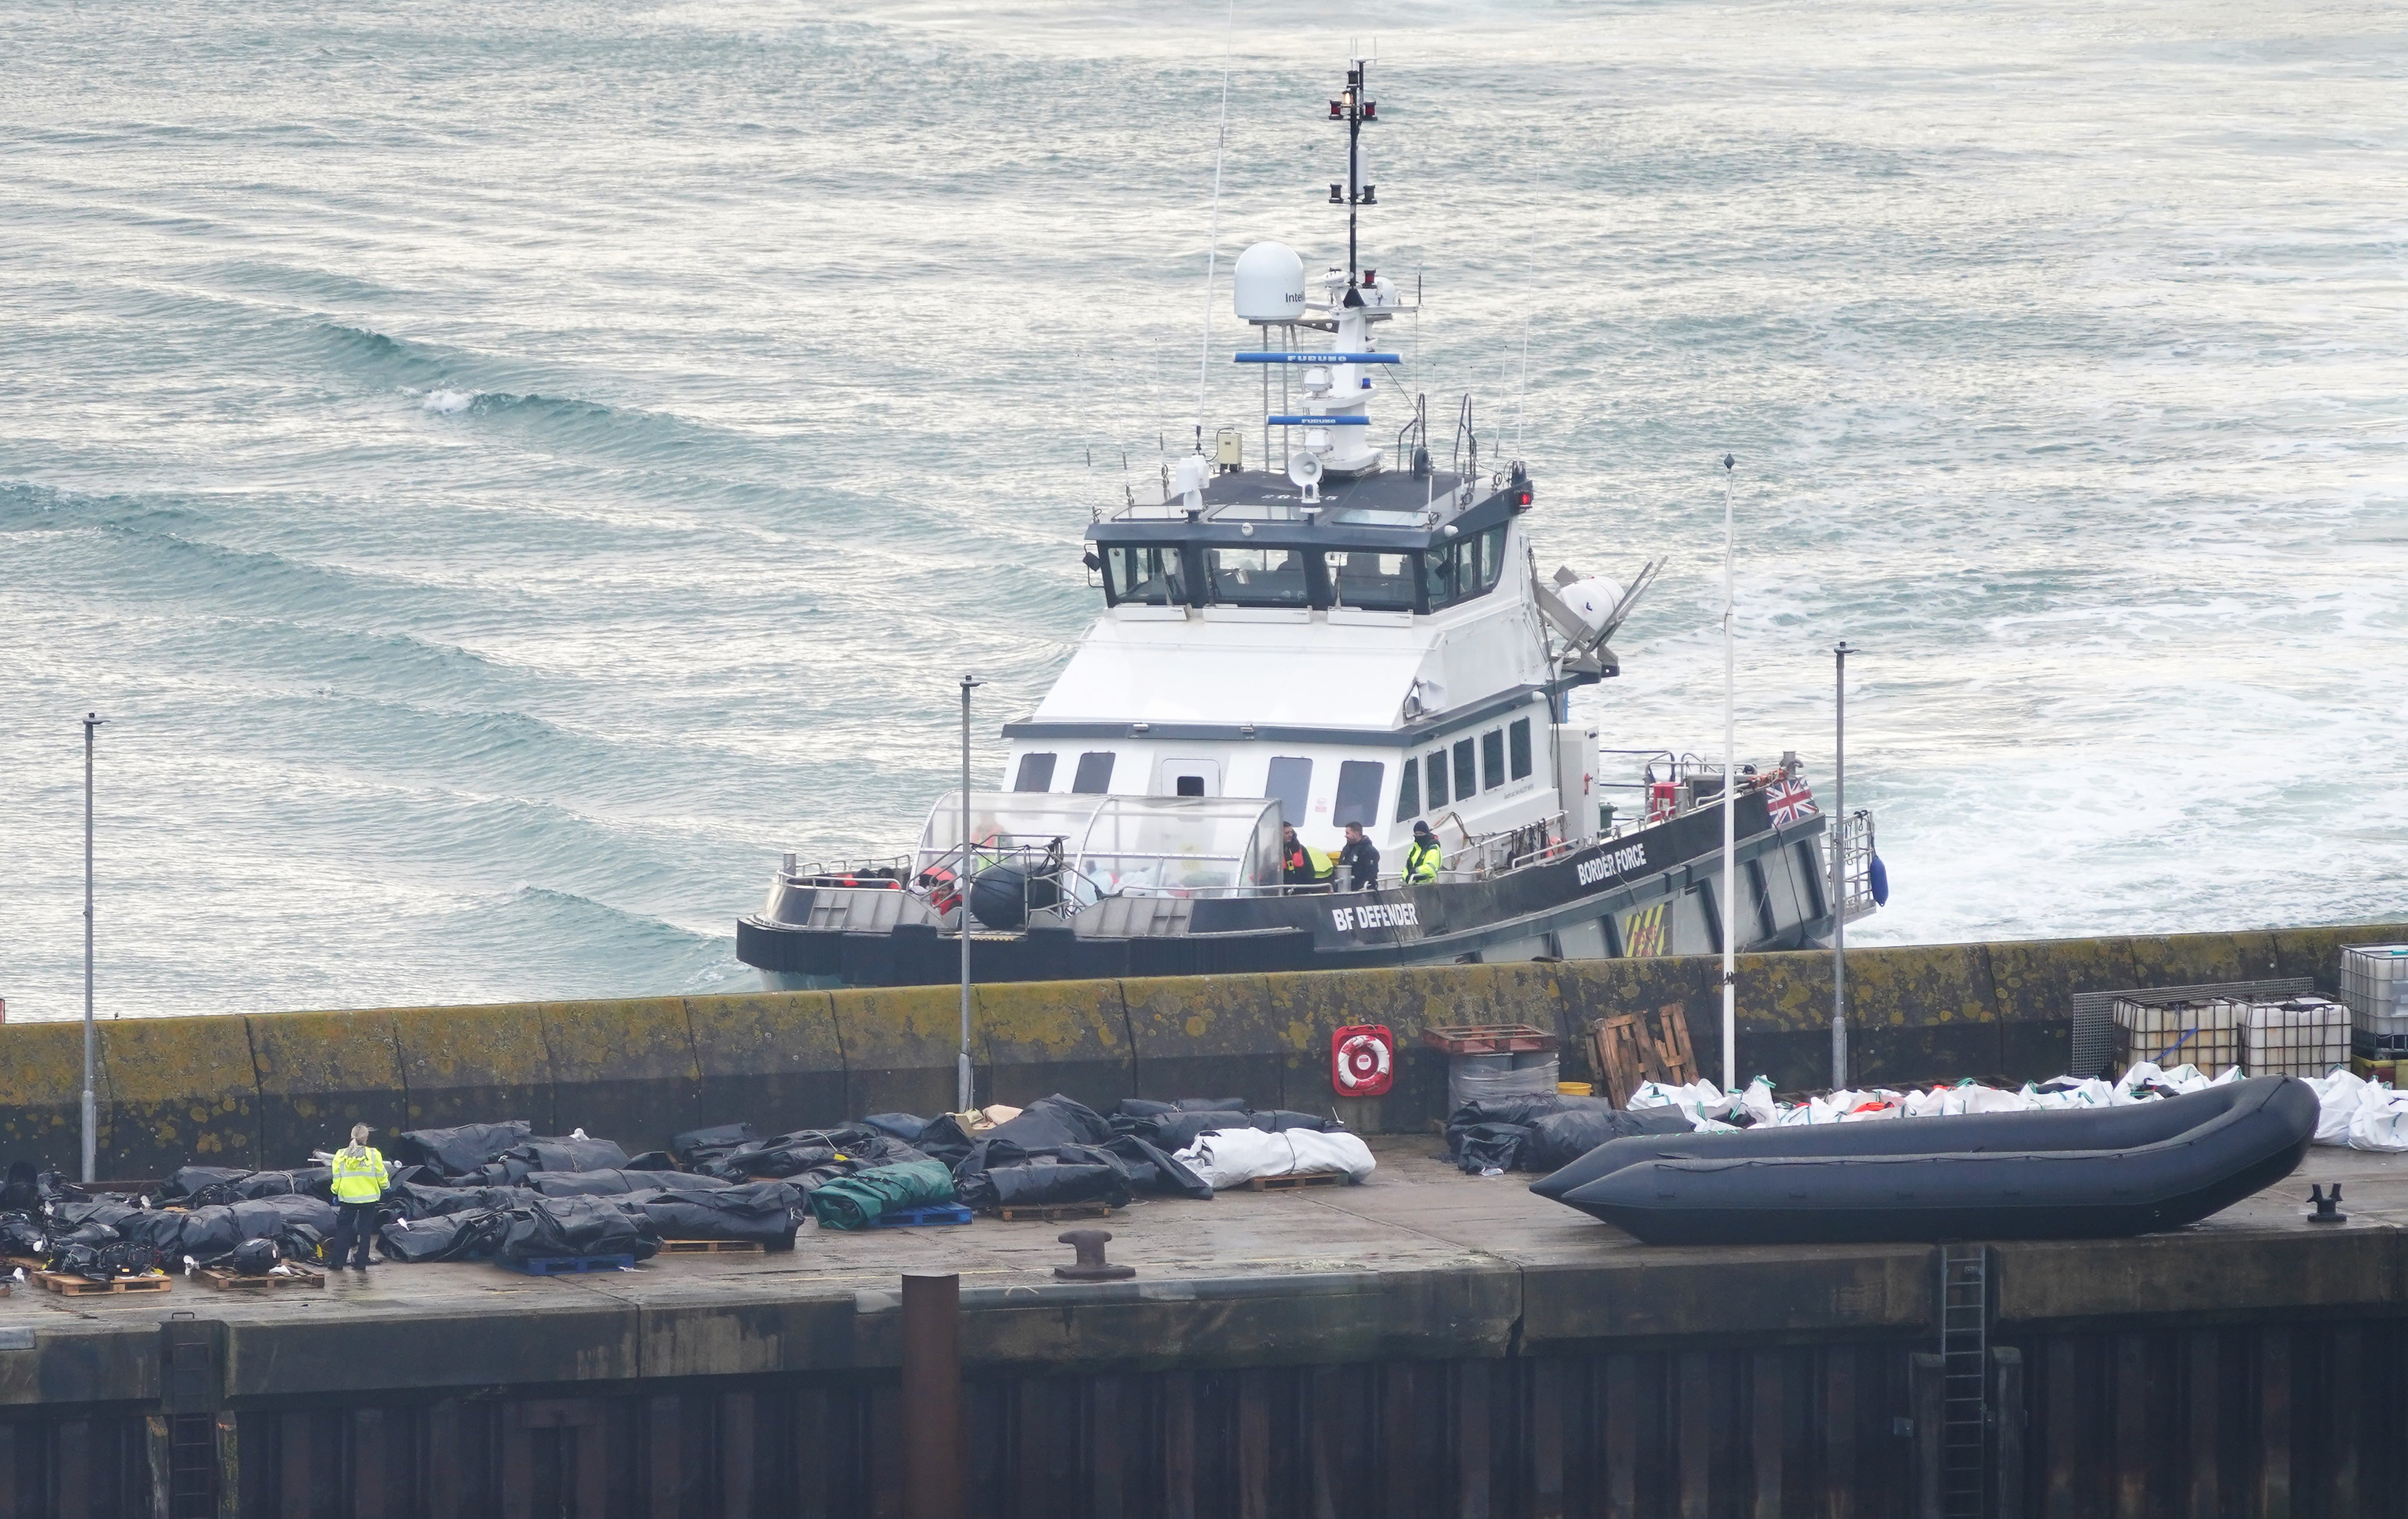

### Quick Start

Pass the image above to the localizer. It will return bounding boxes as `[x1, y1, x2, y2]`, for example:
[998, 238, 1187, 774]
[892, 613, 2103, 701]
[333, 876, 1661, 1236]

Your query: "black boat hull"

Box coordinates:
[740, 793, 1832, 988]
[1546, 1076, 2319, 1245]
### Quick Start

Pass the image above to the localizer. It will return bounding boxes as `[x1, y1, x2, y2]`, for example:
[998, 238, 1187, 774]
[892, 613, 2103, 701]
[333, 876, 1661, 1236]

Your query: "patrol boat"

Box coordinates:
[736, 58, 1880, 989]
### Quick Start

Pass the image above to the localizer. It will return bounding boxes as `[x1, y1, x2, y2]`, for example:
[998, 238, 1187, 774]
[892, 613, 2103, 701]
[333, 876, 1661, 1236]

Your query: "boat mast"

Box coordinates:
[1331, 55, 1374, 290]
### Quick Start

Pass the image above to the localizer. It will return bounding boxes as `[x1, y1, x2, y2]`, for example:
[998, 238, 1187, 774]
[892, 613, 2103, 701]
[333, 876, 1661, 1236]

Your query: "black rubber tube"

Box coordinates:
[1549, 1074, 2317, 1244]
[1528, 1076, 2263, 1202]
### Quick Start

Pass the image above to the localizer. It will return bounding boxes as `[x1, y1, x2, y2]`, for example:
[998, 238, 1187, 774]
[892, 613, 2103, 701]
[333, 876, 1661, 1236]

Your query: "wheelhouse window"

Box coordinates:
[1425, 750, 1450, 808]
[1104, 546, 1188, 607]
[1202, 546, 1311, 607]
[1393, 754, 1420, 821]
[1013, 753, 1057, 793]
[1264, 757, 1312, 829]
[1452, 739, 1476, 801]
[1508, 718, 1533, 780]
[1072, 751, 1117, 793]
[1481, 729, 1506, 791]
[1424, 525, 1508, 612]
[1327, 550, 1416, 611]
[1334, 761, 1385, 826]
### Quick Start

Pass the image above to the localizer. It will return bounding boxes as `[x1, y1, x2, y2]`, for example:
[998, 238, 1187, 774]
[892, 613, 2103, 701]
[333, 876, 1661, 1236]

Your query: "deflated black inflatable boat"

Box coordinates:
[1539, 1076, 2319, 1245]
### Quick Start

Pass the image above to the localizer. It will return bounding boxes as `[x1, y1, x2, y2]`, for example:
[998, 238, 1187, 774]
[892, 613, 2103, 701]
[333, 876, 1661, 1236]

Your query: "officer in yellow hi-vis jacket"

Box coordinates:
[1404, 821, 1443, 884]
[328, 1124, 388, 1270]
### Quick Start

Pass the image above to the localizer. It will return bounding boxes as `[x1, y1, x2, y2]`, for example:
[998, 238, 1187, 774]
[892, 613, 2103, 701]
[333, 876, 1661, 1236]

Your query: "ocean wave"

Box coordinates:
[0, 480, 213, 539]
[2, 492, 477, 623]
[402, 382, 768, 471]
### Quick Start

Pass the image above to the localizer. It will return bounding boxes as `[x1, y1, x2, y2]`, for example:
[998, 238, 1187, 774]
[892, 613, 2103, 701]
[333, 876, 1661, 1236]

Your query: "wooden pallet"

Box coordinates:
[994, 1201, 1116, 1222]
[1421, 1022, 1557, 1056]
[657, 1239, 765, 1255]
[1585, 1002, 1697, 1108]
[197, 1265, 324, 1291]
[1244, 1171, 1348, 1191]
[33, 1270, 171, 1296]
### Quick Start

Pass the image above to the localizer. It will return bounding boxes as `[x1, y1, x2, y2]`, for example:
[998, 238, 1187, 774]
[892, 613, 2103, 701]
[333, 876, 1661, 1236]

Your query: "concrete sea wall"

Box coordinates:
[3, 922, 2402, 1177]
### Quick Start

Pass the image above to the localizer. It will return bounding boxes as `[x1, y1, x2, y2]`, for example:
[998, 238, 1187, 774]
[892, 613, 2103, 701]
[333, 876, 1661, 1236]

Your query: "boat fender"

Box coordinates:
[1869, 853, 1890, 906]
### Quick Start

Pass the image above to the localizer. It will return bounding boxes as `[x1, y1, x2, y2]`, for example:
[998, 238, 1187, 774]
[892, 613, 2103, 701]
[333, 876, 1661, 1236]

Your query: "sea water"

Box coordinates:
[2, 1, 2402, 1020]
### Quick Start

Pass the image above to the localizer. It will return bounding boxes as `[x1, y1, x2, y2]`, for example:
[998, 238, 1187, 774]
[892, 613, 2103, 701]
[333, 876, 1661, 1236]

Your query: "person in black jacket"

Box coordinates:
[1337, 822, 1381, 890]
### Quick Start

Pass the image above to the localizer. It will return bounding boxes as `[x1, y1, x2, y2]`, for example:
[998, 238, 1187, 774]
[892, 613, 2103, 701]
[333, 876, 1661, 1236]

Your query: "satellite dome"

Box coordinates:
[1232, 241, 1307, 323]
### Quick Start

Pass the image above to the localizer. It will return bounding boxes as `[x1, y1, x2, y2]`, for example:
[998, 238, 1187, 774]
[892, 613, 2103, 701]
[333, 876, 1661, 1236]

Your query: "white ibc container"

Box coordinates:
[2244, 997, 2351, 1078]
[2341, 944, 2408, 1056]
[2113, 995, 2240, 1077]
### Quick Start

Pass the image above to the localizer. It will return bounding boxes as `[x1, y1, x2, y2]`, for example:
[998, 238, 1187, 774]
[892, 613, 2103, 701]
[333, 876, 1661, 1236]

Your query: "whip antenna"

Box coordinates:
[1196, 1, 1237, 443]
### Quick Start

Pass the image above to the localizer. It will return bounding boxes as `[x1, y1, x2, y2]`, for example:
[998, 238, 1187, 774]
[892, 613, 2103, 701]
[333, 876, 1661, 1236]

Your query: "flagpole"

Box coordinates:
[1719, 455, 1737, 1093]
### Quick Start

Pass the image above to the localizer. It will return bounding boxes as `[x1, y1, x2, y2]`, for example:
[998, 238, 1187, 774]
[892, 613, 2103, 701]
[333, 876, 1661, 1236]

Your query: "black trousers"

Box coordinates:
[331, 1201, 379, 1266]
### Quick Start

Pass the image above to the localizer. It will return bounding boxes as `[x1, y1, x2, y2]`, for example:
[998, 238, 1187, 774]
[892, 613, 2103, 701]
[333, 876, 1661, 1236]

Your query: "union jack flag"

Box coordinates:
[1763, 775, 1819, 826]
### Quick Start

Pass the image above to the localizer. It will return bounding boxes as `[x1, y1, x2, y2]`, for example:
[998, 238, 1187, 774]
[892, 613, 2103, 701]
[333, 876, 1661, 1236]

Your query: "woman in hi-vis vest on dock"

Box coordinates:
[328, 1124, 388, 1270]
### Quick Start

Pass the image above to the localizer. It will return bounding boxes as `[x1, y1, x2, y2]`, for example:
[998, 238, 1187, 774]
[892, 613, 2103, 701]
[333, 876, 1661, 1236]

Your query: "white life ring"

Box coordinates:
[1334, 1030, 1391, 1093]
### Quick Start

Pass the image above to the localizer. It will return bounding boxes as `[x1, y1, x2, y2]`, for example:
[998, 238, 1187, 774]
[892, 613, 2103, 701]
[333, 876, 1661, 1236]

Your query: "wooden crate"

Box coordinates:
[197, 1265, 324, 1291]
[33, 1270, 170, 1296]
[1584, 1003, 1697, 1108]
[1243, 1172, 1347, 1191]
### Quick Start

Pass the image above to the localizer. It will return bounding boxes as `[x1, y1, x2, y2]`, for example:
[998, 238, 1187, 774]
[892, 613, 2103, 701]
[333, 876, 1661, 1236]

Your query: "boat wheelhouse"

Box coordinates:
[735, 55, 1879, 988]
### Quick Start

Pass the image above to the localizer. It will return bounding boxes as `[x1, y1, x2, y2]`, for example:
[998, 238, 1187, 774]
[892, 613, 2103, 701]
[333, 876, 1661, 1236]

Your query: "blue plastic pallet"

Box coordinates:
[872, 1204, 973, 1228]
[501, 1253, 638, 1276]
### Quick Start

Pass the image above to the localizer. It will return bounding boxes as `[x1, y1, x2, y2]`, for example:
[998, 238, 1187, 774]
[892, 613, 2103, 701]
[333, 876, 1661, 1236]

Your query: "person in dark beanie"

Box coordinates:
[1338, 822, 1381, 890]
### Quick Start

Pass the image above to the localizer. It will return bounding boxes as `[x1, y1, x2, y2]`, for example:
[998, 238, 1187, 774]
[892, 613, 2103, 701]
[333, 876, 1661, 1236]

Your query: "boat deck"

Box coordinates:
[5, 1135, 2405, 1406]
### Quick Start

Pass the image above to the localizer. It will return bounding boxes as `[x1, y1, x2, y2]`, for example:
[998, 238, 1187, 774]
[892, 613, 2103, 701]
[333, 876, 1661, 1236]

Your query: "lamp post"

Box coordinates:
[1718, 456, 1736, 1094]
[81, 711, 105, 1183]
[958, 675, 981, 1116]
[1830, 642, 1854, 1091]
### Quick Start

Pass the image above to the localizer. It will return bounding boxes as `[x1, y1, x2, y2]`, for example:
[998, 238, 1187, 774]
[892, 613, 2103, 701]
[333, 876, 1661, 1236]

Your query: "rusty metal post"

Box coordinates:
[213, 1410, 239, 1519]
[1909, 1352, 1944, 1519]
[901, 1273, 964, 1519]
[145, 1414, 170, 1519]
[1992, 1346, 2026, 1518]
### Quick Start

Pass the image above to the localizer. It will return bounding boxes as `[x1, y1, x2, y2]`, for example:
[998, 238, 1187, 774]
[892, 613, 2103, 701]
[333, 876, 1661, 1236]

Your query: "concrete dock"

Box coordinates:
[5, 1137, 2404, 1516]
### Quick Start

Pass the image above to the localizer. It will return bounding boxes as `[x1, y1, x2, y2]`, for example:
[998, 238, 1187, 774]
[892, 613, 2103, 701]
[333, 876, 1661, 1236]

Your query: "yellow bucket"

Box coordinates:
[1557, 1081, 1593, 1097]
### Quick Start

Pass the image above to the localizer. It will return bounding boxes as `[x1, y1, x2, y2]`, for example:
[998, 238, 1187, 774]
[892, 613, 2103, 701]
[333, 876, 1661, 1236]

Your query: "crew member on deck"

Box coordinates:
[1281, 825, 1338, 892]
[1404, 821, 1443, 884]
[1338, 822, 1380, 890]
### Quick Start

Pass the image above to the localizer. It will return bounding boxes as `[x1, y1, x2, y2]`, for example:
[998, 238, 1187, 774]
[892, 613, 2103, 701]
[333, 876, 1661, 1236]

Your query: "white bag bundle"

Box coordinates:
[1173, 1128, 1377, 1190]
[2348, 1088, 2408, 1153]
[2304, 1069, 2367, 1145]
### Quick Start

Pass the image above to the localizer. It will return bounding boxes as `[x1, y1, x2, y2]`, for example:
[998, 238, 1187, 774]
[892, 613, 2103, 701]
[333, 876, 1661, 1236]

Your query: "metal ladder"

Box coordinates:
[167, 1413, 217, 1517]
[1938, 1245, 1990, 1518]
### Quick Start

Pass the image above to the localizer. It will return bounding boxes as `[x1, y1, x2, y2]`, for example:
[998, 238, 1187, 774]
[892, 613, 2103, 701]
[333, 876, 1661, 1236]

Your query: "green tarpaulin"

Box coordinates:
[807, 1159, 957, 1231]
